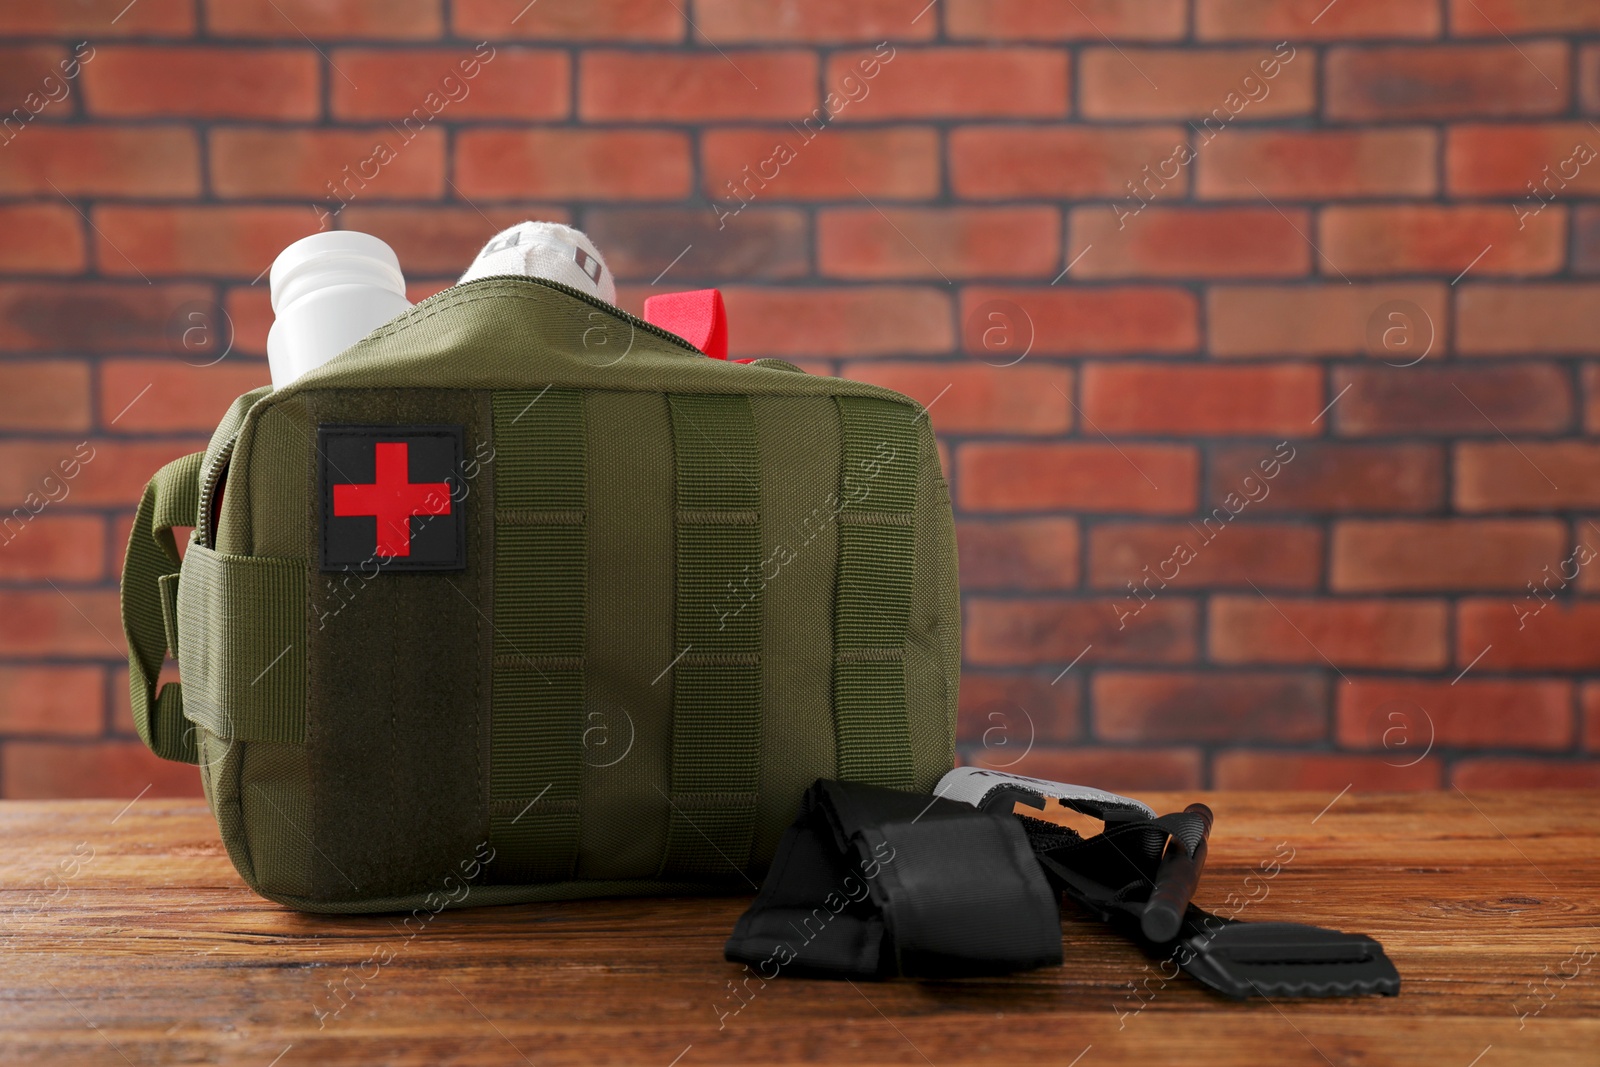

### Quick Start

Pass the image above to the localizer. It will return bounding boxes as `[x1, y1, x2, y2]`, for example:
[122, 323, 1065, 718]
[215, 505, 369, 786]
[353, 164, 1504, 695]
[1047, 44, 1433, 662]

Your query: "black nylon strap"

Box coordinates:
[724, 780, 1062, 979]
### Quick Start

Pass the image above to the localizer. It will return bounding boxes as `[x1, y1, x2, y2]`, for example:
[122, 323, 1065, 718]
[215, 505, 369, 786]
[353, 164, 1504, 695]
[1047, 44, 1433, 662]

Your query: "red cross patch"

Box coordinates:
[319, 425, 466, 572]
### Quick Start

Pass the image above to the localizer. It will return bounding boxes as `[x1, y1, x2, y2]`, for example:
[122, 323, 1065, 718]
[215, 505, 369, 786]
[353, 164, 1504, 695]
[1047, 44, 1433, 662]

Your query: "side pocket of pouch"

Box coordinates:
[176, 542, 314, 898]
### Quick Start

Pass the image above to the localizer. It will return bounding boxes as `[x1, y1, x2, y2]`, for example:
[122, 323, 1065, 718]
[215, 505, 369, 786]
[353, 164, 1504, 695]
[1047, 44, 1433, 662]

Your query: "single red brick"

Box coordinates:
[0, 666, 103, 737]
[98, 359, 268, 434]
[956, 518, 1079, 591]
[91, 206, 318, 279]
[1213, 752, 1441, 791]
[1071, 206, 1310, 279]
[819, 206, 1060, 280]
[0, 0, 191, 33]
[0, 361, 90, 433]
[1197, 129, 1437, 200]
[223, 285, 274, 357]
[825, 47, 1068, 120]
[696, 0, 936, 40]
[0, 127, 199, 197]
[1088, 522, 1323, 591]
[1446, 124, 1600, 198]
[843, 363, 1071, 435]
[1337, 678, 1572, 752]
[0, 440, 205, 509]
[958, 670, 1080, 745]
[1094, 671, 1327, 743]
[2, 740, 203, 799]
[0, 589, 123, 659]
[0, 204, 83, 274]
[1458, 599, 1600, 671]
[1336, 364, 1572, 438]
[1331, 519, 1568, 593]
[947, 0, 1186, 40]
[0, 47, 76, 117]
[82, 47, 320, 119]
[1450, 0, 1600, 34]
[1079, 45, 1313, 120]
[204, 0, 442, 37]
[458, 129, 691, 200]
[338, 205, 571, 276]
[1207, 283, 1448, 358]
[722, 287, 951, 358]
[583, 207, 806, 282]
[1455, 442, 1600, 511]
[967, 746, 1201, 792]
[701, 127, 939, 201]
[959, 443, 1199, 514]
[210, 127, 446, 202]
[331, 47, 566, 120]
[0, 282, 209, 352]
[967, 597, 1198, 666]
[1210, 596, 1449, 669]
[452, 0, 683, 41]
[1453, 760, 1600, 789]
[580, 50, 816, 121]
[1319, 205, 1565, 277]
[951, 125, 1190, 199]
[1082, 363, 1323, 435]
[1196, 0, 1440, 38]
[0, 514, 105, 583]
[1209, 443, 1444, 514]
[1325, 43, 1568, 121]
[1457, 284, 1600, 354]
[960, 287, 1198, 355]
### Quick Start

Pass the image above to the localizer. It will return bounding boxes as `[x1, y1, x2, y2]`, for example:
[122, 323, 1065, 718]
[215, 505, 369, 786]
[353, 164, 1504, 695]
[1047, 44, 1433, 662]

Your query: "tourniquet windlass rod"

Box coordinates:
[1140, 802, 1214, 942]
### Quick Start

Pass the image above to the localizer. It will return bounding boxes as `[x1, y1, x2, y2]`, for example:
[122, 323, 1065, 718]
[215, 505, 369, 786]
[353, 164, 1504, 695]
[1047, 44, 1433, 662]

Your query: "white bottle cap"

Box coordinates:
[270, 231, 408, 313]
[458, 221, 616, 305]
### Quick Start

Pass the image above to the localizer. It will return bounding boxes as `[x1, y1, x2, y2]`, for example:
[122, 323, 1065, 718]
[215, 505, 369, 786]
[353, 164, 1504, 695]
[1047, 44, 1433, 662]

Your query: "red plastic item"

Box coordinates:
[642, 288, 728, 360]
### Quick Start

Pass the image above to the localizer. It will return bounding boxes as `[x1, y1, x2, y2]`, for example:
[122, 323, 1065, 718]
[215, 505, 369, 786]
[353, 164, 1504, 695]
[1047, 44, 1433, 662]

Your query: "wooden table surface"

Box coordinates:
[2, 790, 1596, 1067]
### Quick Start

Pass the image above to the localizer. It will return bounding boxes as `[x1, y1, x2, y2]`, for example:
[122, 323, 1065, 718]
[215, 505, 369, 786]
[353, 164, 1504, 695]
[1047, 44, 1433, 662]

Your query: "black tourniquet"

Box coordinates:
[728, 776, 1400, 999]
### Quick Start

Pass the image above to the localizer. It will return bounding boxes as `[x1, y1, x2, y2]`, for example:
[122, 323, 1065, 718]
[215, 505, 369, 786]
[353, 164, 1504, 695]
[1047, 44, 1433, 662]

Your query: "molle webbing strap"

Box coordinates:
[832, 397, 918, 789]
[659, 394, 763, 879]
[490, 390, 587, 881]
[122, 451, 205, 765]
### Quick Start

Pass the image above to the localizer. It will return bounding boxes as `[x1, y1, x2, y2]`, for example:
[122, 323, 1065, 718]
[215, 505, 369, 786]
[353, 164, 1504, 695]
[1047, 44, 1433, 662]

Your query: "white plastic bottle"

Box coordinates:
[266, 231, 412, 388]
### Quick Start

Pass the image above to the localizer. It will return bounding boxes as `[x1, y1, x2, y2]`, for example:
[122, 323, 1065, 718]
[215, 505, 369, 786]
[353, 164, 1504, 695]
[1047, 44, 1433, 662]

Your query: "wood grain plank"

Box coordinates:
[1, 792, 1595, 1066]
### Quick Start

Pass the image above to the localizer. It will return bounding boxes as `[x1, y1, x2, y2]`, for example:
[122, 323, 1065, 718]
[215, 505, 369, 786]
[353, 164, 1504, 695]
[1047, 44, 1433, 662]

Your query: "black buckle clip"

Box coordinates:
[1178, 921, 1401, 999]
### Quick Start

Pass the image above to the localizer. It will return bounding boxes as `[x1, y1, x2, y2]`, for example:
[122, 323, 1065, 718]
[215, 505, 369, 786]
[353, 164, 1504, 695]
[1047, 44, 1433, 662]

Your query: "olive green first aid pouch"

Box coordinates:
[120, 277, 959, 913]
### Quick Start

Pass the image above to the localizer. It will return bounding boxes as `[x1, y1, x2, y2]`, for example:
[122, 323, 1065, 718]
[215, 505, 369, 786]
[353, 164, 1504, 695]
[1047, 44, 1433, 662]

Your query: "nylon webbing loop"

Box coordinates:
[121, 451, 205, 765]
[832, 397, 918, 789]
[660, 394, 763, 879]
[490, 390, 587, 881]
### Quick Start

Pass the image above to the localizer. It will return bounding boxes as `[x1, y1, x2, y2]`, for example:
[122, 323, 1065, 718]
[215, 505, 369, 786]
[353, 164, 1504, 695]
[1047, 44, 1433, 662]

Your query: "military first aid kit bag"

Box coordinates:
[120, 276, 960, 913]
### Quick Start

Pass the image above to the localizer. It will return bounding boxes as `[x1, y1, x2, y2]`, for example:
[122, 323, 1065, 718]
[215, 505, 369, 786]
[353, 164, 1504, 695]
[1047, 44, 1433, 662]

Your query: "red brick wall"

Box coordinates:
[3, 0, 1599, 797]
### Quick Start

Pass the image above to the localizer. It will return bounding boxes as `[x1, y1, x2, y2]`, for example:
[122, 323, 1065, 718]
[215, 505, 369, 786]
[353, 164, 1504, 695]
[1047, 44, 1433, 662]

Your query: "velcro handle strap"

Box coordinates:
[121, 451, 205, 765]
